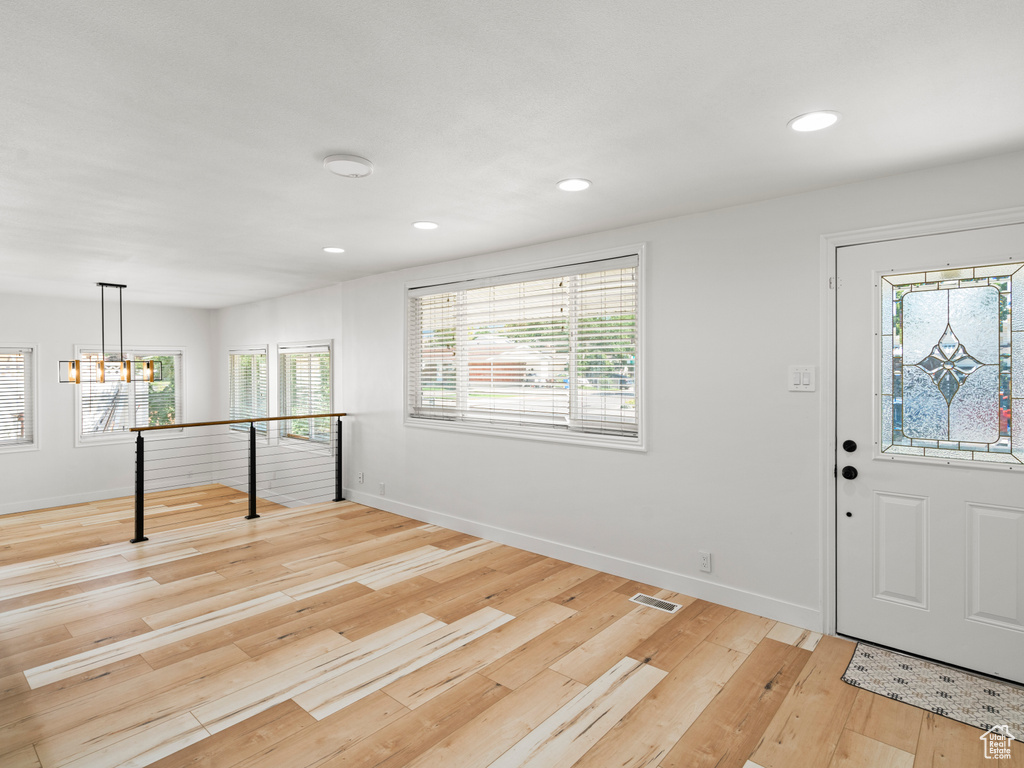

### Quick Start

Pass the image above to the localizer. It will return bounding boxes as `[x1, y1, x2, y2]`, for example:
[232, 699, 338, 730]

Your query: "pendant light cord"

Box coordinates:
[119, 286, 124, 364]
[100, 284, 106, 364]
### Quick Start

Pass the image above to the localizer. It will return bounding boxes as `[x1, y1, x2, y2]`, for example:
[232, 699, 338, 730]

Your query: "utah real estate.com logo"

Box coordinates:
[981, 725, 1015, 760]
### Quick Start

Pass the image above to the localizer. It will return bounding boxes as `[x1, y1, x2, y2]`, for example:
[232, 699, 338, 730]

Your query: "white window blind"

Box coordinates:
[0, 347, 34, 447]
[79, 351, 181, 437]
[278, 344, 331, 443]
[228, 350, 268, 432]
[407, 254, 640, 442]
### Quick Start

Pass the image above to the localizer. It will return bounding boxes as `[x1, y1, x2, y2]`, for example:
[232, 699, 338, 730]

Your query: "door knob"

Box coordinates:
[842, 466, 858, 480]
[842, 440, 857, 453]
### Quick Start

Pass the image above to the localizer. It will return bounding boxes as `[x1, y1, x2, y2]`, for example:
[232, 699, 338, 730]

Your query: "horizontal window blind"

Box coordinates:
[79, 353, 130, 434]
[79, 351, 181, 436]
[408, 254, 639, 441]
[228, 350, 268, 432]
[279, 345, 331, 443]
[0, 347, 33, 446]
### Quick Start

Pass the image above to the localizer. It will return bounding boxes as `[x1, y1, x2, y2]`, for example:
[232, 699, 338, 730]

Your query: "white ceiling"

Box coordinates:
[2, 0, 1023, 308]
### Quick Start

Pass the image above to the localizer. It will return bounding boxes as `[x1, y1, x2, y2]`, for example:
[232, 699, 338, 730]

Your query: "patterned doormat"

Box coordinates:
[842, 644, 1024, 740]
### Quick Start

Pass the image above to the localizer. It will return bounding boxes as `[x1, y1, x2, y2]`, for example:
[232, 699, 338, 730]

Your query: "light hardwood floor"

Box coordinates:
[0, 485, 1019, 767]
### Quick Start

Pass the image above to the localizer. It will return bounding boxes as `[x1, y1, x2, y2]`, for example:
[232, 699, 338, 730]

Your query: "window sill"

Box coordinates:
[75, 431, 136, 448]
[404, 415, 646, 452]
[0, 441, 38, 455]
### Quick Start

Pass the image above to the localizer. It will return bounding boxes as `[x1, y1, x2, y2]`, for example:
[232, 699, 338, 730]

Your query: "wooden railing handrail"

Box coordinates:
[130, 412, 348, 433]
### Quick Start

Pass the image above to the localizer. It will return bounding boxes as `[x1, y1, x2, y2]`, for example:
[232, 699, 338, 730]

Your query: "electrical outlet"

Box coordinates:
[699, 551, 712, 573]
[379, 482, 385, 496]
[357, 472, 364, 484]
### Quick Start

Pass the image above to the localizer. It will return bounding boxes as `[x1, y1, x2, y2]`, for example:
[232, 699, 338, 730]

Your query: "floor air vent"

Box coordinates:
[629, 593, 682, 613]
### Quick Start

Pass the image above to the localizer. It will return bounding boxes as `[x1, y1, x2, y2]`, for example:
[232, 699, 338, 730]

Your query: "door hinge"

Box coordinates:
[833, 464, 837, 478]
[829, 277, 843, 289]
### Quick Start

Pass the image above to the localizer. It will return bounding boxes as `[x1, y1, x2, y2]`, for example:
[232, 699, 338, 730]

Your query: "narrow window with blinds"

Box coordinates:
[278, 344, 332, 443]
[78, 350, 182, 438]
[0, 346, 35, 449]
[228, 349, 268, 433]
[407, 253, 641, 445]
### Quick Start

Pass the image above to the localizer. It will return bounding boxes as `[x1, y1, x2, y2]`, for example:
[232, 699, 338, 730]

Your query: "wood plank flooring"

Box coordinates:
[0, 485, 1019, 767]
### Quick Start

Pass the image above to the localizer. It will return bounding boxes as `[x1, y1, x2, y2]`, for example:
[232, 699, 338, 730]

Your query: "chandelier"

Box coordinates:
[58, 283, 161, 384]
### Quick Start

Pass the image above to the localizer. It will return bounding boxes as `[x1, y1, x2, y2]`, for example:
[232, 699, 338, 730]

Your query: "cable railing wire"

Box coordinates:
[129, 412, 347, 543]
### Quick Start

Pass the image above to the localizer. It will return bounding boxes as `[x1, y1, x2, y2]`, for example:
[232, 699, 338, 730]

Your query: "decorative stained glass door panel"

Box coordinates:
[837, 222, 1024, 684]
[881, 265, 1022, 462]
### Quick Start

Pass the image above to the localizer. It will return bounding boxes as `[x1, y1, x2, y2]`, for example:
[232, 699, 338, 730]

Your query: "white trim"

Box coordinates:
[403, 245, 646, 452]
[276, 339, 334, 446]
[820, 234, 838, 635]
[0, 484, 134, 517]
[228, 344, 270, 355]
[824, 206, 1024, 249]
[0, 342, 38, 455]
[821, 206, 1024, 637]
[404, 417, 646, 451]
[408, 254, 640, 296]
[342, 488, 820, 629]
[404, 243, 646, 292]
[277, 340, 333, 354]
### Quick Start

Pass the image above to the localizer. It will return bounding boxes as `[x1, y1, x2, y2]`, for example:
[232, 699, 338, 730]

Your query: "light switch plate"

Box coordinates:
[788, 366, 816, 392]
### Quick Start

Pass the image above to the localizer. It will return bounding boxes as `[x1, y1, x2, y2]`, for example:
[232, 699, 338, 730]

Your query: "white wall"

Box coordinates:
[337, 150, 1024, 631]
[211, 283, 345, 420]
[8, 150, 1024, 631]
[211, 285, 346, 505]
[0, 294, 216, 514]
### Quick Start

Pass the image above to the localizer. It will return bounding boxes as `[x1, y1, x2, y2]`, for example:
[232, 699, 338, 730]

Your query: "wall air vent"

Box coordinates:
[629, 593, 682, 613]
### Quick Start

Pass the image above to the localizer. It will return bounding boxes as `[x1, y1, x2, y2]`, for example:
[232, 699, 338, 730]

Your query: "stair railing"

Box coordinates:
[129, 412, 347, 543]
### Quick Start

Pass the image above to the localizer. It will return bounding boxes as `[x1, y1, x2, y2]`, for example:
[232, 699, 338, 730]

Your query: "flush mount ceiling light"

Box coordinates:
[323, 154, 374, 178]
[788, 111, 841, 132]
[413, 221, 439, 230]
[557, 178, 592, 192]
[322, 247, 345, 254]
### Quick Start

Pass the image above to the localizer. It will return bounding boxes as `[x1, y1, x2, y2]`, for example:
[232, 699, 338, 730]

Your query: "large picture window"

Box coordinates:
[78, 350, 182, 439]
[406, 252, 641, 446]
[0, 346, 35, 450]
[228, 348, 268, 432]
[278, 343, 332, 443]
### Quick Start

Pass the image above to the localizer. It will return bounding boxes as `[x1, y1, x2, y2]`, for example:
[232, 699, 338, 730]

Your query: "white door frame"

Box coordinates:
[819, 206, 1024, 636]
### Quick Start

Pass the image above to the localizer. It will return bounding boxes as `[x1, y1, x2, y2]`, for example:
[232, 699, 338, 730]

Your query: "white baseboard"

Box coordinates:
[0, 485, 135, 517]
[3, 484, 822, 632]
[342, 489, 823, 632]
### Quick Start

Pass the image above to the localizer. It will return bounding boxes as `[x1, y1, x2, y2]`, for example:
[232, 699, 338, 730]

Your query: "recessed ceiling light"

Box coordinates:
[557, 178, 592, 192]
[323, 154, 374, 178]
[413, 221, 439, 230]
[788, 111, 841, 132]
[322, 247, 345, 254]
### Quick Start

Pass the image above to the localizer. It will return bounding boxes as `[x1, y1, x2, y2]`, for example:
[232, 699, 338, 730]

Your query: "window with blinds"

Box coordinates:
[278, 344, 331, 443]
[0, 347, 34, 449]
[79, 350, 181, 437]
[407, 253, 641, 444]
[228, 349, 268, 432]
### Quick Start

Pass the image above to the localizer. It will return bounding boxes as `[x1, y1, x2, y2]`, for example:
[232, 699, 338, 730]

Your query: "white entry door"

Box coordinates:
[836, 222, 1024, 684]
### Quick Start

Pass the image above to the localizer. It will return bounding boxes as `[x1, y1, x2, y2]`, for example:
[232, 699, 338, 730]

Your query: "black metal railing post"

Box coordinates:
[131, 432, 149, 543]
[246, 421, 259, 519]
[334, 417, 344, 502]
